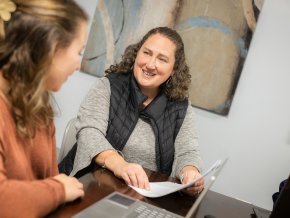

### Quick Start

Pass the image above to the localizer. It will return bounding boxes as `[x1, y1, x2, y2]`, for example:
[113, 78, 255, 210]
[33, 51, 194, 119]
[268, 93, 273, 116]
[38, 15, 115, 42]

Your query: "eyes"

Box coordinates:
[142, 50, 168, 63]
[143, 50, 150, 55]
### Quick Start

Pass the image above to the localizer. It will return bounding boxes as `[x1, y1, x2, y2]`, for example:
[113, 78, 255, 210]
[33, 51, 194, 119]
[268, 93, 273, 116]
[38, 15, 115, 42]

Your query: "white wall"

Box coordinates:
[53, 0, 98, 148]
[54, 0, 290, 210]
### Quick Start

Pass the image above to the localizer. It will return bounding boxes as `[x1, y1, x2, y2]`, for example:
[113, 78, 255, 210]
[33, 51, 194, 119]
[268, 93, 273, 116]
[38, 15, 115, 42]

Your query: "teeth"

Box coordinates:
[144, 71, 154, 76]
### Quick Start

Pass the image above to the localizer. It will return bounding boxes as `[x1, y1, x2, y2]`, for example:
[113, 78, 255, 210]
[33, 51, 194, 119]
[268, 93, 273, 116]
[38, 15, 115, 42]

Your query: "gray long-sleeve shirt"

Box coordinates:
[71, 77, 202, 178]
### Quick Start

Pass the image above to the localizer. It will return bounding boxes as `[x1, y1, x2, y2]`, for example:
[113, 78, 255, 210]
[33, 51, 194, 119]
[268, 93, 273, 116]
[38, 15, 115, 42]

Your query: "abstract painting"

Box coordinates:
[81, 0, 263, 115]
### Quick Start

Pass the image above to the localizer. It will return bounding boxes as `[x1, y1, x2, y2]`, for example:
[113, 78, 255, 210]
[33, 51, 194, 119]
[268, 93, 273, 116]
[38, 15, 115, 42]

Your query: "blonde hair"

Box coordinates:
[0, 0, 88, 138]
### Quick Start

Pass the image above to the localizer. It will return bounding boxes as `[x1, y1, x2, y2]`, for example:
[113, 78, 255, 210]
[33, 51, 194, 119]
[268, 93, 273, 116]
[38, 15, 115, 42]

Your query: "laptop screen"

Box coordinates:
[185, 158, 228, 218]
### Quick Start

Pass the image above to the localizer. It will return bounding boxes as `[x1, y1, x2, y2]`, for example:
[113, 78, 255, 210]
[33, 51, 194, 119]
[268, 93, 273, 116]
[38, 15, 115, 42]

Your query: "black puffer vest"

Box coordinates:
[106, 72, 188, 175]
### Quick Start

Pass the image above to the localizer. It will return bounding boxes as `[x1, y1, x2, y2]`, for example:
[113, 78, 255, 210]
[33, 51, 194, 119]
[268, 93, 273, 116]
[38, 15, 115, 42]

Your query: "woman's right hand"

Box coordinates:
[95, 150, 150, 190]
[114, 162, 150, 190]
[54, 174, 84, 202]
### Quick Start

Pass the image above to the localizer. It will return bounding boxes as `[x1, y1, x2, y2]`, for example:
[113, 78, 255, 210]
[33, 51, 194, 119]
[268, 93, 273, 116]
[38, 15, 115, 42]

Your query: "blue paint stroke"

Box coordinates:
[174, 17, 247, 58]
[212, 99, 232, 115]
[130, 0, 142, 18]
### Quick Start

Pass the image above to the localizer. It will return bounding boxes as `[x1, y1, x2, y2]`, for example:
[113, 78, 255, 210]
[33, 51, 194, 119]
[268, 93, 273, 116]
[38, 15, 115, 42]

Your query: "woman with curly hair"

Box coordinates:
[70, 27, 204, 196]
[0, 0, 88, 217]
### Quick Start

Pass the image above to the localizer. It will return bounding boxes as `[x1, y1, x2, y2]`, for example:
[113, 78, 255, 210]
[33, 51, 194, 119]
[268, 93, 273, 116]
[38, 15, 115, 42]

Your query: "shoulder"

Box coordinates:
[106, 73, 132, 96]
[167, 98, 189, 112]
[181, 101, 197, 127]
[92, 76, 110, 88]
[80, 77, 111, 108]
[88, 77, 110, 95]
[106, 72, 131, 83]
[172, 99, 195, 121]
[185, 101, 195, 119]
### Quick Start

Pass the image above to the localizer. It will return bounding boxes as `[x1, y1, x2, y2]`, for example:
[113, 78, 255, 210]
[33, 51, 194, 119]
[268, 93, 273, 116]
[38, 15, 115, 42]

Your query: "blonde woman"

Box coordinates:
[0, 0, 88, 217]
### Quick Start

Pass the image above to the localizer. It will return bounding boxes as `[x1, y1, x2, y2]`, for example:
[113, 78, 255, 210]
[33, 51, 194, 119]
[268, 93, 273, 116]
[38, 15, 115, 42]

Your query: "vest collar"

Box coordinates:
[129, 73, 168, 120]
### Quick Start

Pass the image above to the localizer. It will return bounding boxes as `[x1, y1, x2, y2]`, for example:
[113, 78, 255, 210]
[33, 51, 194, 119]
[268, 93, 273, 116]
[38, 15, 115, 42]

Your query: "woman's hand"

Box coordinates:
[180, 166, 204, 196]
[95, 150, 150, 190]
[54, 174, 84, 202]
[114, 161, 150, 190]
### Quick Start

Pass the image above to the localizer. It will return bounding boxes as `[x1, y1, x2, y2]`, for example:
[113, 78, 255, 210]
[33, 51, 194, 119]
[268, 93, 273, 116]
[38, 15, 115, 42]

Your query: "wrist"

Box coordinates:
[180, 165, 199, 180]
[102, 150, 124, 169]
[97, 150, 125, 177]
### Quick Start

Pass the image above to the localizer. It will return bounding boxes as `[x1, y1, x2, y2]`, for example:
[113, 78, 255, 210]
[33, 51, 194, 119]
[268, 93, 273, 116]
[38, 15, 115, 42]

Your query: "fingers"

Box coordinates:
[66, 177, 85, 200]
[183, 178, 204, 196]
[72, 177, 85, 197]
[123, 171, 138, 187]
[54, 174, 85, 202]
[181, 170, 201, 185]
[136, 170, 150, 190]
[180, 169, 205, 196]
[120, 163, 150, 190]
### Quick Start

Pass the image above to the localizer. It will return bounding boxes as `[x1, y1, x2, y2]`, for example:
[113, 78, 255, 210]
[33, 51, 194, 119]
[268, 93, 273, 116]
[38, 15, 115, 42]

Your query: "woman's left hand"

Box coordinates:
[180, 166, 204, 196]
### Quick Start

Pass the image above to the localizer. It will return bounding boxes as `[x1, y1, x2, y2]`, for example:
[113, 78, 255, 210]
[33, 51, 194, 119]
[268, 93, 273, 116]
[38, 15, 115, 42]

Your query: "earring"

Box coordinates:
[166, 76, 172, 87]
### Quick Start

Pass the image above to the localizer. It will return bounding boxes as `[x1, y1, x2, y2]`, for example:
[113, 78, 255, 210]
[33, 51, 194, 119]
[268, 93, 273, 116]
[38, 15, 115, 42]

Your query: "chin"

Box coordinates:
[46, 85, 61, 92]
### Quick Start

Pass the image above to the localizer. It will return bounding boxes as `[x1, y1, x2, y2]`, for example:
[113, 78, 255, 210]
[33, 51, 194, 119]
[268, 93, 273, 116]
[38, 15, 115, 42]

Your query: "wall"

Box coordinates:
[54, 0, 290, 210]
[53, 0, 98, 148]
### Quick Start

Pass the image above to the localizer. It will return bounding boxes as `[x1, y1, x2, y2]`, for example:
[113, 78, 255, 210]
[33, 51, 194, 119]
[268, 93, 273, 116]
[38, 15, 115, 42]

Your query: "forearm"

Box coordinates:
[72, 77, 113, 175]
[95, 150, 126, 177]
[71, 128, 113, 176]
[0, 178, 65, 217]
[171, 104, 202, 178]
[174, 143, 202, 179]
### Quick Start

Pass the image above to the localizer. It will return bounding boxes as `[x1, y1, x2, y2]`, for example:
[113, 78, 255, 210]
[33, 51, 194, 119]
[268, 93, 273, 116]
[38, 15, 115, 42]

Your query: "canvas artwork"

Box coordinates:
[81, 0, 263, 115]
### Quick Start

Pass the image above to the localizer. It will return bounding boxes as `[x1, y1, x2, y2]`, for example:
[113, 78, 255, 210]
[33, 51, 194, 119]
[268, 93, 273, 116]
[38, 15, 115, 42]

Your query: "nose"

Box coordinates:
[146, 57, 156, 69]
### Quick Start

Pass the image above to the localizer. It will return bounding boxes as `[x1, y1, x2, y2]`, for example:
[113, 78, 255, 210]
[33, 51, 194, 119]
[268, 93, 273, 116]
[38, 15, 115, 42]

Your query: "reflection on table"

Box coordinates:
[47, 168, 270, 218]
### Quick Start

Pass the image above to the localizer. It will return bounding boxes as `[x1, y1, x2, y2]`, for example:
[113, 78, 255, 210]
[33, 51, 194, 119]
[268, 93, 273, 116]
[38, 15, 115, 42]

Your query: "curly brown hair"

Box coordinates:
[105, 26, 191, 100]
[0, 0, 88, 138]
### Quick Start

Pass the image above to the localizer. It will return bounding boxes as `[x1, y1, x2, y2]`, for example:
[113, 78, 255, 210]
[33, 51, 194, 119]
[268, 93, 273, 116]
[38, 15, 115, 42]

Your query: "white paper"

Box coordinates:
[129, 160, 222, 198]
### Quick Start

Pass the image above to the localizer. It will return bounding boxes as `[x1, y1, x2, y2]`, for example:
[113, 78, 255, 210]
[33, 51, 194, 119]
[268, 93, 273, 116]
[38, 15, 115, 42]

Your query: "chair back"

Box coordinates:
[58, 118, 77, 163]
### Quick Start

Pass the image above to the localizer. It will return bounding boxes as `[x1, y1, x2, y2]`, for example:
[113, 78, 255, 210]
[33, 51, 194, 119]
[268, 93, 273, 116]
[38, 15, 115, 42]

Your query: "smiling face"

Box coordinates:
[44, 20, 87, 91]
[133, 33, 176, 97]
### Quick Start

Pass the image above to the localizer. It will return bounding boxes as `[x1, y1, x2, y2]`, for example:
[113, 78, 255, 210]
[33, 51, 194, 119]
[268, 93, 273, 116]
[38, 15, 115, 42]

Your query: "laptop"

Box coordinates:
[73, 158, 227, 218]
[270, 173, 290, 218]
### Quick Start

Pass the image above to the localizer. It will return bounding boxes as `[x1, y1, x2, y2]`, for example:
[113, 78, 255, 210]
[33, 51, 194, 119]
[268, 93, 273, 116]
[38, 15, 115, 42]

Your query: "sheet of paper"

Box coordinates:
[129, 159, 222, 198]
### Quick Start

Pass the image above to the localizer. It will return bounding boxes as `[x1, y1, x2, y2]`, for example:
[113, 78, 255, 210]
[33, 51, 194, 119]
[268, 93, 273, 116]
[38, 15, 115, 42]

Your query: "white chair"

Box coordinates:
[58, 117, 77, 163]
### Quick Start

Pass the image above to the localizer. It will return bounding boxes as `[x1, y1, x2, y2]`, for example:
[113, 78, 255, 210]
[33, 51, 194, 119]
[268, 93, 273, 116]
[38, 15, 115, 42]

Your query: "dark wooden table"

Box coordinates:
[47, 168, 271, 218]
